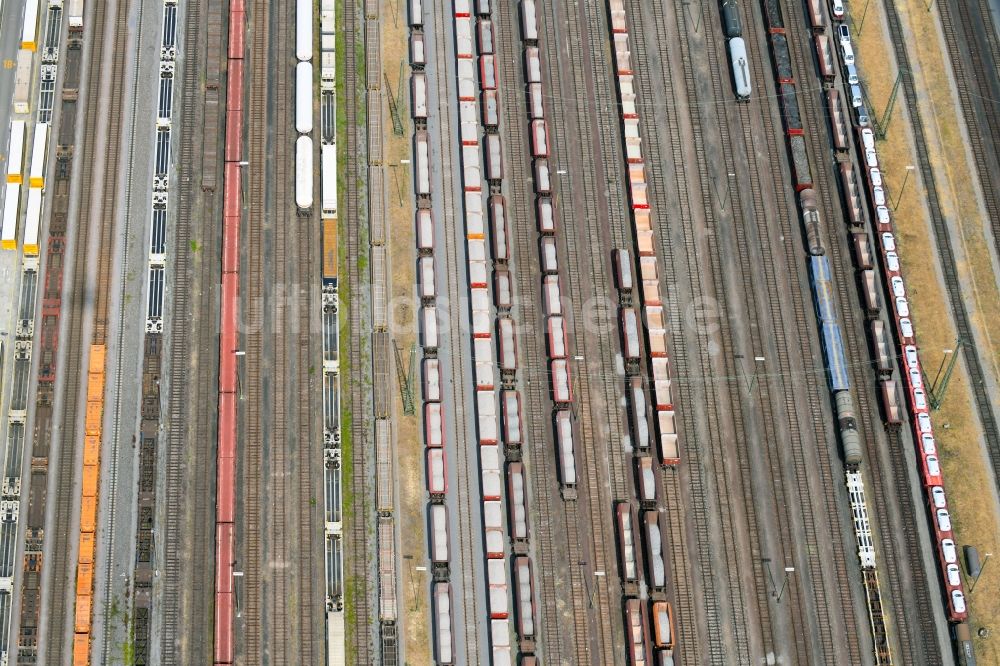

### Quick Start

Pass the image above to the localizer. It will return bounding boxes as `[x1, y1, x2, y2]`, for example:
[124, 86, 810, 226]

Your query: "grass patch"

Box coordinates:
[336, 1, 358, 663]
[120, 623, 136, 666]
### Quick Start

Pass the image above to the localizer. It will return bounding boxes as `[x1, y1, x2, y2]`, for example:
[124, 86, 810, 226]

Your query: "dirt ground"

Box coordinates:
[853, 0, 1000, 658]
[379, 4, 432, 664]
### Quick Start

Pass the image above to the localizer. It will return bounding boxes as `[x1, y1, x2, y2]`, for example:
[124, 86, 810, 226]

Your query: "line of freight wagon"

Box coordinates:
[125, 2, 180, 664]
[1, 4, 83, 665]
[410, 1, 458, 663]
[1, 0, 65, 253]
[294, 0, 314, 210]
[812, 4, 971, 633]
[760, 0, 972, 658]
[213, 0, 246, 662]
[361, 1, 403, 662]
[2, 0, 81, 251]
[140, 0, 177, 337]
[0, 121, 47, 255]
[414, 0, 538, 662]
[315, 0, 346, 662]
[771, 8, 905, 659]
[468, 1, 542, 662]
[482, 0, 557, 661]
[516, 0, 599, 657]
[751, 0, 903, 659]
[606, 2, 690, 663]
[832, 19, 972, 635]
[292, 0, 338, 220]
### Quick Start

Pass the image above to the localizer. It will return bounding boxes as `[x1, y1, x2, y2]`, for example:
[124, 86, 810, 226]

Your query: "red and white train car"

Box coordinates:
[858, 122, 969, 621]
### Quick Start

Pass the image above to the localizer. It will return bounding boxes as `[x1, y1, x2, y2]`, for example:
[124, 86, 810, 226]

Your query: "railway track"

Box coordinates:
[492, 8, 571, 664]
[732, 3, 862, 660]
[99, 0, 150, 657]
[934, 0, 1000, 273]
[882, 428, 939, 649]
[292, 129, 324, 666]
[161, 0, 218, 661]
[622, 4, 716, 661]
[429, 1, 482, 661]
[261, 2, 322, 658]
[45, 0, 130, 660]
[244, 0, 270, 659]
[341, 0, 374, 661]
[298, 8, 324, 662]
[721, 36, 817, 659]
[773, 1, 940, 661]
[561, 0, 631, 503]
[880, 0, 1000, 519]
[648, 0, 771, 659]
[535, 1, 636, 662]
[493, 1, 630, 662]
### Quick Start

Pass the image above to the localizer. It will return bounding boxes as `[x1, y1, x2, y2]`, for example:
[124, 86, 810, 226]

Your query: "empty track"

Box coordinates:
[935, 0, 1000, 271]
[248, 2, 325, 659]
[622, 3, 718, 661]
[161, 0, 218, 661]
[244, 0, 269, 658]
[341, 0, 374, 661]
[539, 0, 637, 662]
[99, 0, 149, 658]
[44, 0, 130, 660]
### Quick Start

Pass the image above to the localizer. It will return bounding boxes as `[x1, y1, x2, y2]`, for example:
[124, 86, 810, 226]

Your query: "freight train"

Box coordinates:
[214, 0, 247, 662]
[801, 194, 864, 465]
[764, 0, 971, 642]
[829, 20, 970, 628]
[415, 1, 544, 663]
[718, 0, 752, 100]
[608, 1, 683, 663]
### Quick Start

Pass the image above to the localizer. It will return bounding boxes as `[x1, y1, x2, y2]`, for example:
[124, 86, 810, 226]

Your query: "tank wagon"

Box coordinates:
[720, 0, 743, 37]
[728, 37, 752, 101]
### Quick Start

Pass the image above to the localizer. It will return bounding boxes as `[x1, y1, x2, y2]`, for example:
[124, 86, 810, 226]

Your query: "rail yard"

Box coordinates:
[0, 0, 998, 664]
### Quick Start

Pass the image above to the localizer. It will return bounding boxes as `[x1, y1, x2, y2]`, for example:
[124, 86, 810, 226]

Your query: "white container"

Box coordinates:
[297, 0, 313, 61]
[322, 144, 337, 216]
[29, 122, 48, 188]
[13, 50, 33, 115]
[24, 187, 42, 255]
[6, 121, 26, 183]
[67, 0, 85, 29]
[296, 62, 313, 134]
[0, 183, 21, 250]
[414, 131, 430, 195]
[295, 135, 314, 209]
[22, 0, 40, 50]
